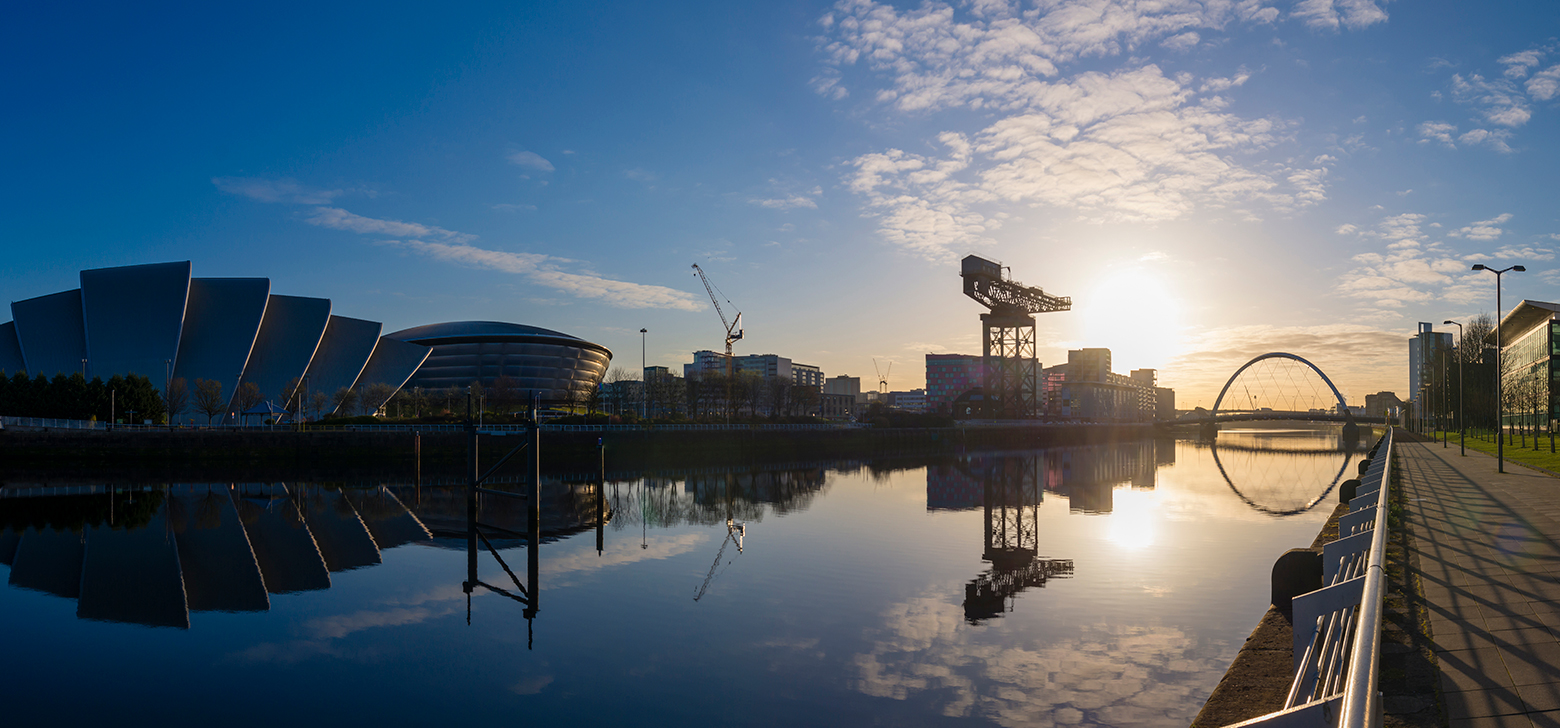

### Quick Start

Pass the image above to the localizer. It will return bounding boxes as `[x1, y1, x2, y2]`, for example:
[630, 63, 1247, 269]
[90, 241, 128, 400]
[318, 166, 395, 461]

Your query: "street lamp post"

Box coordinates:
[1473, 263, 1525, 473]
[640, 328, 648, 421]
[1444, 319, 1465, 456]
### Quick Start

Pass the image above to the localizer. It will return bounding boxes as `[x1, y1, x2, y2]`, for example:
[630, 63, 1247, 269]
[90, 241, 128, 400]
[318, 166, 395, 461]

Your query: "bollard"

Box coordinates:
[1358, 458, 1371, 475]
[1339, 478, 1361, 504]
[1272, 549, 1323, 613]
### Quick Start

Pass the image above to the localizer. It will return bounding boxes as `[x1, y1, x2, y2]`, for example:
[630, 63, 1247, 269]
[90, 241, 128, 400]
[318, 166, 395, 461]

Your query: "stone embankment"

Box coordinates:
[1192, 429, 1440, 728]
[0, 423, 1157, 481]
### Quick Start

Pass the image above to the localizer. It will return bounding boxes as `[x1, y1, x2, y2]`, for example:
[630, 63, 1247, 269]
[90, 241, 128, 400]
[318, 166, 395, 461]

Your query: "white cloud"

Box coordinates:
[1450, 213, 1513, 241]
[1161, 31, 1200, 51]
[1291, 0, 1389, 31]
[820, 2, 1339, 261]
[750, 196, 819, 210]
[385, 239, 705, 311]
[1493, 244, 1555, 262]
[306, 207, 474, 242]
[1450, 73, 1531, 127]
[1416, 121, 1457, 148]
[1501, 49, 1545, 78]
[213, 177, 347, 205]
[491, 203, 538, 212]
[1528, 64, 1560, 101]
[1332, 211, 1496, 312]
[506, 151, 555, 172]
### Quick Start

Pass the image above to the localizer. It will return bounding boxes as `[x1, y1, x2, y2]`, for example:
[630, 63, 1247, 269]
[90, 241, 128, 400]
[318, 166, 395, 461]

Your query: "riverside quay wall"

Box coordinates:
[0, 424, 1155, 481]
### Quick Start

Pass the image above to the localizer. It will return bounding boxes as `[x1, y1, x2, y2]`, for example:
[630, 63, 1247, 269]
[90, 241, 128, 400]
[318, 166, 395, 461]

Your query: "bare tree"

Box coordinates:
[1460, 312, 1495, 363]
[310, 390, 329, 420]
[165, 377, 189, 422]
[332, 387, 359, 417]
[234, 381, 263, 415]
[489, 376, 518, 415]
[193, 378, 225, 424]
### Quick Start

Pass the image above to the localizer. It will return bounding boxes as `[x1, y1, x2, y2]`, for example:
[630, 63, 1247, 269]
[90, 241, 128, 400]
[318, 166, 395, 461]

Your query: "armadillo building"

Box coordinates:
[1, 262, 613, 420]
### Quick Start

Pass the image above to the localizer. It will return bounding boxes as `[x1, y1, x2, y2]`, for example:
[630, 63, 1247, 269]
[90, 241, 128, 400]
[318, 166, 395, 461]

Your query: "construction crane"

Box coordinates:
[692, 263, 744, 378]
[873, 358, 892, 394]
[693, 519, 746, 602]
[960, 255, 1071, 419]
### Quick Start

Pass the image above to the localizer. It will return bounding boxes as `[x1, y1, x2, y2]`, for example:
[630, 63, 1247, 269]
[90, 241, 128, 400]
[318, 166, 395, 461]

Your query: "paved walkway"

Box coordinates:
[1401, 439, 1560, 728]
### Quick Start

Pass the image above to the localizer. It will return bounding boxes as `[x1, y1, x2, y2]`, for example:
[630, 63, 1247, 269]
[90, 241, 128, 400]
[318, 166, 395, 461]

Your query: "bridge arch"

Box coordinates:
[1211, 352, 1348, 420]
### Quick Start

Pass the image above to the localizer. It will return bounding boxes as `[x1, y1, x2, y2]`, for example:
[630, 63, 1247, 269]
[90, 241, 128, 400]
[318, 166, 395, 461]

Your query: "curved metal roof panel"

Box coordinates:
[80, 261, 191, 381]
[353, 336, 432, 402]
[0, 321, 25, 375]
[387, 320, 581, 343]
[303, 315, 382, 413]
[172, 277, 271, 419]
[239, 294, 331, 407]
[11, 289, 86, 378]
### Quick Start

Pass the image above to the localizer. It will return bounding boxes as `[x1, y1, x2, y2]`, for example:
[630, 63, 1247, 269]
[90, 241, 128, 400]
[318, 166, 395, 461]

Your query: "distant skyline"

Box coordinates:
[4, 1, 1557, 407]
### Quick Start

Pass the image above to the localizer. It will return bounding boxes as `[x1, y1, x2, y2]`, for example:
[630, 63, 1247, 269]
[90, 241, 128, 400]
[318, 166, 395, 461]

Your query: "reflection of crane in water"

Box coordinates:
[958, 453, 1074, 623]
[693, 519, 745, 602]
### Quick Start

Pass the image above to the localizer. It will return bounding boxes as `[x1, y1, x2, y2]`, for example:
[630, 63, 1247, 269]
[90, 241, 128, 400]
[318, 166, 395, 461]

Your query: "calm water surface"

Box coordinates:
[0, 428, 1365, 727]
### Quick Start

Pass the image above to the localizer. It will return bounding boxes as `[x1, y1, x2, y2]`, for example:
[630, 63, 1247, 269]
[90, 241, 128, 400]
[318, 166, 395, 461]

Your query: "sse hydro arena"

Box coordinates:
[0, 261, 613, 421]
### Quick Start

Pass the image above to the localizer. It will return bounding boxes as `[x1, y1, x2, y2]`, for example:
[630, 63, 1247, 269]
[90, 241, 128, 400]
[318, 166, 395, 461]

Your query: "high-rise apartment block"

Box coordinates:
[1407, 323, 1453, 421]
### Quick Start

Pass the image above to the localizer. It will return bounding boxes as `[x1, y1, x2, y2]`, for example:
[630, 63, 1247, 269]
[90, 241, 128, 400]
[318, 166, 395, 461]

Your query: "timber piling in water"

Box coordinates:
[0, 423, 1158, 480]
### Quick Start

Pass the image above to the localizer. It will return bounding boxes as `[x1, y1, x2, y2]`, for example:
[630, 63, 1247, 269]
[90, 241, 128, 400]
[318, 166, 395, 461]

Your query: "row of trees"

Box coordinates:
[1419, 312, 1557, 435]
[0, 371, 167, 422]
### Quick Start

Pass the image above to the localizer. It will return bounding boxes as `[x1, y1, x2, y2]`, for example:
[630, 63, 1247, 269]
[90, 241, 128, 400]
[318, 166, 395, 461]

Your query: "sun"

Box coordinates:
[1078, 265, 1185, 371]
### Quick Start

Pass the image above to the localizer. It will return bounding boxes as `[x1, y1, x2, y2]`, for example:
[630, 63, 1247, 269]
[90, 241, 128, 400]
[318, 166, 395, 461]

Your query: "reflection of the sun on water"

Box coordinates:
[1105, 488, 1157, 550]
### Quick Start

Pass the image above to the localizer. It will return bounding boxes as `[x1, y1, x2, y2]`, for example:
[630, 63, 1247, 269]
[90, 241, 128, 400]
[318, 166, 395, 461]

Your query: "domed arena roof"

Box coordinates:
[385, 321, 609, 354]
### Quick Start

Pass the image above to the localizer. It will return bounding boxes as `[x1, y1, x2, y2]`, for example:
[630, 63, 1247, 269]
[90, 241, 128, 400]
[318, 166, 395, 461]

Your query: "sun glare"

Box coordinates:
[1079, 266, 1185, 371]
[1105, 490, 1159, 550]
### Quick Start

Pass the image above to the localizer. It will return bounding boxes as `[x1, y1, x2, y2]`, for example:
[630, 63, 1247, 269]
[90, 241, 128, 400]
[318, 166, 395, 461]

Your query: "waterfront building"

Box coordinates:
[386, 321, 612, 409]
[925, 354, 983, 412]
[1364, 392, 1403, 419]
[820, 392, 855, 420]
[824, 375, 860, 399]
[887, 389, 927, 413]
[1489, 300, 1560, 430]
[1043, 349, 1174, 422]
[683, 350, 730, 379]
[1408, 322, 1454, 426]
[0, 261, 432, 422]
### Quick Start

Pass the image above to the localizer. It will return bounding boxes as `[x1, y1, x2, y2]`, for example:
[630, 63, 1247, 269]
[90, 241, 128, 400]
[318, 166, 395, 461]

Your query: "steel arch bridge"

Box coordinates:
[1184, 352, 1385, 425]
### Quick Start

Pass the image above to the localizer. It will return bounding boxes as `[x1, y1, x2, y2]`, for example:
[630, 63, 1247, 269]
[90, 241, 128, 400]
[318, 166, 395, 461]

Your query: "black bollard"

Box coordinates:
[1272, 549, 1323, 613]
[1339, 479, 1360, 504]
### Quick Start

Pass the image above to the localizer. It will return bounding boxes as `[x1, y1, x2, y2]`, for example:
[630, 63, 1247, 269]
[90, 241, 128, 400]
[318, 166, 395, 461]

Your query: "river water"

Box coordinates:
[0, 427, 1367, 727]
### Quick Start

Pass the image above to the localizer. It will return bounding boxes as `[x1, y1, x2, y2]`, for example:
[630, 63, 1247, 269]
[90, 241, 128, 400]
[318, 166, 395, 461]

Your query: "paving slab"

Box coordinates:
[1401, 440, 1560, 726]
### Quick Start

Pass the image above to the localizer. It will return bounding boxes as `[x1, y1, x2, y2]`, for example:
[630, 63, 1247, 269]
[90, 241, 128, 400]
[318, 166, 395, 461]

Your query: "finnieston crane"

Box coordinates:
[960, 255, 1070, 419]
[691, 264, 743, 378]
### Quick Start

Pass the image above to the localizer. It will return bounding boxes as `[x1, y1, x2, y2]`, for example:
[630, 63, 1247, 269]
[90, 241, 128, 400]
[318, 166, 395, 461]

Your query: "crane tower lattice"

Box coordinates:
[960, 255, 1071, 418]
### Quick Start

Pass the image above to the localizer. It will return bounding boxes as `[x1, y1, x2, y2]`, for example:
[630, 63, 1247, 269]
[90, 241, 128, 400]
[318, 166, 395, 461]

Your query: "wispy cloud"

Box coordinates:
[1450, 213, 1512, 241]
[385, 239, 705, 311]
[1333, 211, 1494, 311]
[213, 177, 352, 205]
[819, 1, 1340, 261]
[506, 150, 555, 172]
[306, 207, 474, 242]
[749, 185, 823, 210]
[1292, 0, 1389, 32]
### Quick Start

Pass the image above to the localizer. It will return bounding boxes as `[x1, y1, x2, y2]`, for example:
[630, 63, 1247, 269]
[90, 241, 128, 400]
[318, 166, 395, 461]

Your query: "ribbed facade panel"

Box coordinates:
[401, 341, 612, 402]
[239, 294, 331, 408]
[11, 289, 86, 378]
[354, 337, 432, 394]
[302, 315, 382, 413]
[172, 277, 271, 420]
[80, 261, 191, 381]
[0, 321, 25, 375]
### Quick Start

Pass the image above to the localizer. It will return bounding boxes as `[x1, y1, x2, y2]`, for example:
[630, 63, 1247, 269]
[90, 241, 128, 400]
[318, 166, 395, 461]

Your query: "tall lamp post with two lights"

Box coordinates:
[1472, 263, 1524, 473]
[1444, 319, 1465, 456]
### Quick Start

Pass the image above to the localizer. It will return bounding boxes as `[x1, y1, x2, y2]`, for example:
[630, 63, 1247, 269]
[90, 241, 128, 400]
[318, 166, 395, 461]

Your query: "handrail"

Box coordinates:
[1338, 429, 1391, 728]
[1230, 427, 1391, 728]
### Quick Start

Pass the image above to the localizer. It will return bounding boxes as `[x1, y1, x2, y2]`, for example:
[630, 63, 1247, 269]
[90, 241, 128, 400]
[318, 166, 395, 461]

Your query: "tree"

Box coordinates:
[360, 382, 396, 416]
[235, 381, 263, 416]
[489, 376, 518, 415]
[194, 378, 225, 424]
[332, 387, 359, 417]
[1459, 312, 1495, 363]
[165, 377, 189, 422]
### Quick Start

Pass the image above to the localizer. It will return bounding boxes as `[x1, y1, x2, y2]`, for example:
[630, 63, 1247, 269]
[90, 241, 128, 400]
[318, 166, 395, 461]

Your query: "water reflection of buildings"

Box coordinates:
[928, 440, 1175, 515]
[0, 485, 434, 629]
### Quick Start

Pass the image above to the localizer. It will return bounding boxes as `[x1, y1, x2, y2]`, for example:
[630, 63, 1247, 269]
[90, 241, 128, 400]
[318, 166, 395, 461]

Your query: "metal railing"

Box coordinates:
[1233, 428, 1392, 728]
[1, 415, 106, 430]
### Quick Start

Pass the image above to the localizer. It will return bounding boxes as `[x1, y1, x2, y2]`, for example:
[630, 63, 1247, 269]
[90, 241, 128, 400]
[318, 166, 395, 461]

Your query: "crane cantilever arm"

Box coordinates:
[692, 264, 735, 335]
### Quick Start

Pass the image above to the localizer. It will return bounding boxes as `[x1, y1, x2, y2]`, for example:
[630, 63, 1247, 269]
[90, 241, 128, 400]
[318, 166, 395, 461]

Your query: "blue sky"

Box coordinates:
[4, 0, 1557, 406]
